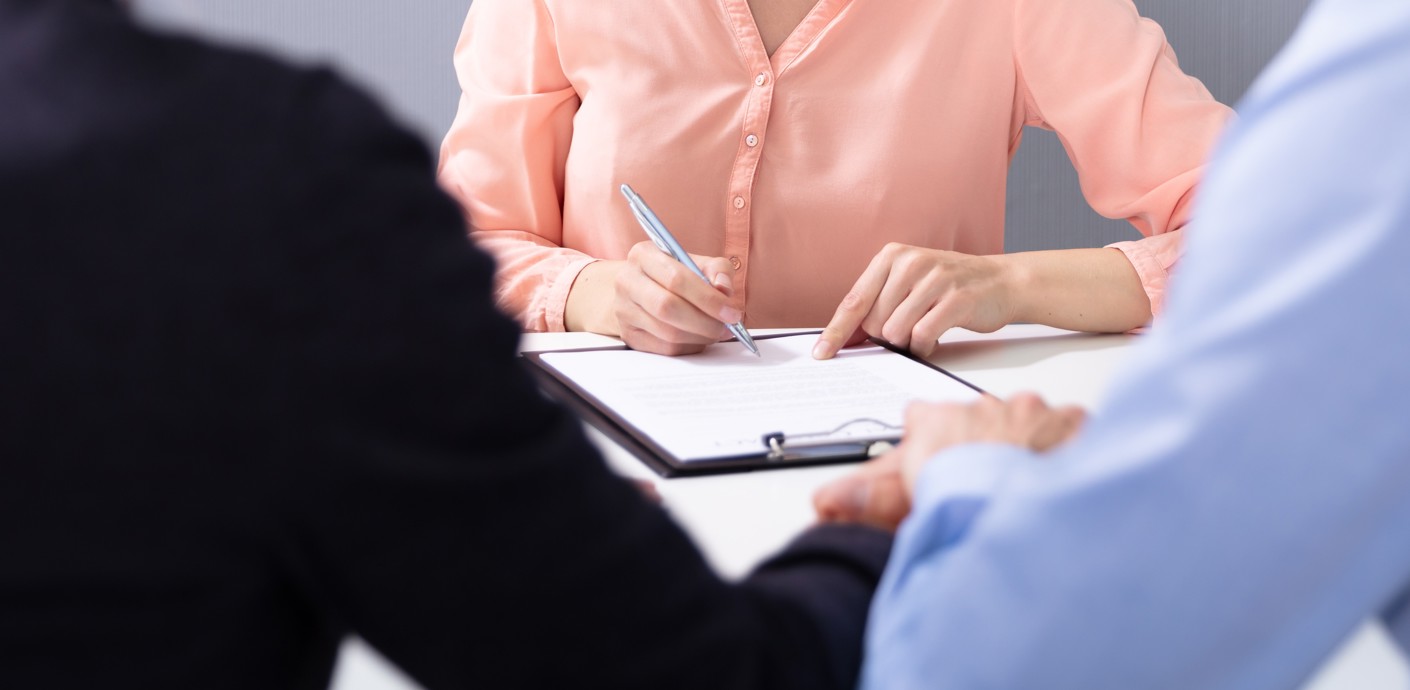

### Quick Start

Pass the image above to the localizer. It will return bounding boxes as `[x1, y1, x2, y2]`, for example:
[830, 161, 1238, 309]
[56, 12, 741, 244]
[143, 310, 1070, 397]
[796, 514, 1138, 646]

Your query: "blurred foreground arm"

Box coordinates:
[860, 3, 1410, 688]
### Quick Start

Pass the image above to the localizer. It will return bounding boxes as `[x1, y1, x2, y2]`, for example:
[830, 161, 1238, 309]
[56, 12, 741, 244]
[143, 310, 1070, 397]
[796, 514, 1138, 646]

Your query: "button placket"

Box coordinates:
[722, 64, 774, 300]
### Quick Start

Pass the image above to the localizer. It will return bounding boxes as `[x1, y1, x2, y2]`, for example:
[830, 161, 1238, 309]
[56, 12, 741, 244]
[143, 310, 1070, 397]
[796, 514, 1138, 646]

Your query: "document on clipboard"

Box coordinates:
[521, 332, 986, 477]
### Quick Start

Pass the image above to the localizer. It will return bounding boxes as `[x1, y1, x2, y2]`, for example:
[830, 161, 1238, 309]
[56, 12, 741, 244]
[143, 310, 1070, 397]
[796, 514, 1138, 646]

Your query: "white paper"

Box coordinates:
[539, 334, 982, 461]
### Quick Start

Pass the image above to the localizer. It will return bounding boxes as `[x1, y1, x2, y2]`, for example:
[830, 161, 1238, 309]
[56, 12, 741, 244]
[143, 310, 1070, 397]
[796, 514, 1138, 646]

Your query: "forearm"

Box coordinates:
[564, 259, 623, 335]
[744, 524, 893, 690]
[998, 247, 1152, 333]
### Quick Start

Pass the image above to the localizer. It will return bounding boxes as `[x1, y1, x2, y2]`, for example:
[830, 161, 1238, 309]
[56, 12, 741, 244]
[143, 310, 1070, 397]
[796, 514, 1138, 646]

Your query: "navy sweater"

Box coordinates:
[0, 1, 891, 688]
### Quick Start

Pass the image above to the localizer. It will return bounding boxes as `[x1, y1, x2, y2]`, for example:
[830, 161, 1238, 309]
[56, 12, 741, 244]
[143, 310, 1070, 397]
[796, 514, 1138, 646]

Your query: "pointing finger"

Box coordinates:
[814, 252, 894, 359]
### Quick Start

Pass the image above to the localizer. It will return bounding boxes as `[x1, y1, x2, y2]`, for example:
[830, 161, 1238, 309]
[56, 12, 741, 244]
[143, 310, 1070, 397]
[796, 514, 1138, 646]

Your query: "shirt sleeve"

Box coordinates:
[436, 0, 589, 332]
[1106, 229, 1183, 318]
[1012, 0, 1231, 315]
[862, 3, 1410, 686]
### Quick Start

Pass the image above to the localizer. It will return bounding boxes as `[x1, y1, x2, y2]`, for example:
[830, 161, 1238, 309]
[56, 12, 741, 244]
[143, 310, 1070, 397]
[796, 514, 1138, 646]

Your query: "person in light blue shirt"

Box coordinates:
[814, 0, 1410, 687]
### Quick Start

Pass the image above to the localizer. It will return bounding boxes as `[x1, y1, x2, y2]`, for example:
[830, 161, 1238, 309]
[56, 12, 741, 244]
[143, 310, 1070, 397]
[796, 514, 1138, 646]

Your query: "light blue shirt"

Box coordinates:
[863, 1, 1410, 688]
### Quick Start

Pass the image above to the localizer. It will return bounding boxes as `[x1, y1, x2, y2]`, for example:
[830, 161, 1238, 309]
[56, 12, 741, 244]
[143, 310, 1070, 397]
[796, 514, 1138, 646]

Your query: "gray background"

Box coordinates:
[134, 0, 1313, 253]
[135, 0, 470, 146]
[1005, 0, 1316, 250]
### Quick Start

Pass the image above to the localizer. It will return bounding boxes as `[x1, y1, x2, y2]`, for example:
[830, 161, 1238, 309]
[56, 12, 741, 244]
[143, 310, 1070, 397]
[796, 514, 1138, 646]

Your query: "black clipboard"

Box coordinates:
[521, 332, 987, 478]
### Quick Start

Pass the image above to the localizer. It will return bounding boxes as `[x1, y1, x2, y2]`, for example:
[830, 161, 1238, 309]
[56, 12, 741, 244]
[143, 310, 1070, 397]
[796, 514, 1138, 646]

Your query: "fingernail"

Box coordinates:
[812, 339, 833, 360]
[719, 306, 743, 323]
[712, 272, 734, 292]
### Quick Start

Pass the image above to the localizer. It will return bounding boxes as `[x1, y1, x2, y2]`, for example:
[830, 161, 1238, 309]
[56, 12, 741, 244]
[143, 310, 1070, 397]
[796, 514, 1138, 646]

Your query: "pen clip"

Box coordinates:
[628, 203, 673, 255]
[621, 184, 691, 264]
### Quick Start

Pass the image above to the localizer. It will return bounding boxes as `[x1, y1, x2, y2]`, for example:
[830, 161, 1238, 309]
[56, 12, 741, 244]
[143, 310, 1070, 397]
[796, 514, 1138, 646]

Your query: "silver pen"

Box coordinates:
[619, 184, 760, 357]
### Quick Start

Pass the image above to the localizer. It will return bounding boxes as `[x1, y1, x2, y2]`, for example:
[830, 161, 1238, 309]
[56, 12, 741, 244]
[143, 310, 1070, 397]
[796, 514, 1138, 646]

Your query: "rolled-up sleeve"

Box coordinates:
[437, 0, 589, 332]
[1107, 229, 1184, 318]
[1013, 0, 1231, 315]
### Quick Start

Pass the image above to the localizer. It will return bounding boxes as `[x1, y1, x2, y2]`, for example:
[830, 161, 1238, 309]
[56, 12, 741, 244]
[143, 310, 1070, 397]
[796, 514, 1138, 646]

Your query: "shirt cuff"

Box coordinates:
[540, 257, 599, 332]
[892, 443, 1033, 556]
[912, 442, 1033, 514]
[1106, 230, 1184, 322]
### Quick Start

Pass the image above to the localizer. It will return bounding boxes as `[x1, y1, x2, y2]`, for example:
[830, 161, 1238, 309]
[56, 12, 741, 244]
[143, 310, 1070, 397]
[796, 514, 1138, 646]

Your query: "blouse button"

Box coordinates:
[732, 196, 746, 209]
[745, 134, 759, 147]
[755, 73, 768, 87]
[729, 256, 743, 270]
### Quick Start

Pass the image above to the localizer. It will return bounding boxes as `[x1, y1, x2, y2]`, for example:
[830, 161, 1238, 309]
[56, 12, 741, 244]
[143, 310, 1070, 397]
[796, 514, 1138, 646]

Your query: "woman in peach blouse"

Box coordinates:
[438, 0, 1231, 358]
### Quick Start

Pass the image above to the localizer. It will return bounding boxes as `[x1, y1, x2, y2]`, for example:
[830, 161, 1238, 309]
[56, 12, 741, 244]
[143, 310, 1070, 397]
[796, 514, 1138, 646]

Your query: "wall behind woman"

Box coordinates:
[134, 0, 469, 146]
[134, 0, 1313, 252]
[1006, 0, 1315, 252]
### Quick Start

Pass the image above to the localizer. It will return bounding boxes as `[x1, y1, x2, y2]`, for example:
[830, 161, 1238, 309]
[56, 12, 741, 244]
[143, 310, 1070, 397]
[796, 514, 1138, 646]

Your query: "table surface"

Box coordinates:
[519, 324, 1137, 577]
[330, 324, 1409, 690]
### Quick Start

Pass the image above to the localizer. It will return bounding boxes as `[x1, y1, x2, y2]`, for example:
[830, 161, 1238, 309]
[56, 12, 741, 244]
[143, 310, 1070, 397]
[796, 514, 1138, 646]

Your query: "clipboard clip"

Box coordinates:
[760, 418, 900, 463]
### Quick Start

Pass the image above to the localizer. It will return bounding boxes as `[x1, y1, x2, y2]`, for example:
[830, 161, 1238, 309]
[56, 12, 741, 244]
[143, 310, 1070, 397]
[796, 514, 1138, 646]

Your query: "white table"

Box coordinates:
[516, 324, 1136, 578]
[331, 324, 1408, 690]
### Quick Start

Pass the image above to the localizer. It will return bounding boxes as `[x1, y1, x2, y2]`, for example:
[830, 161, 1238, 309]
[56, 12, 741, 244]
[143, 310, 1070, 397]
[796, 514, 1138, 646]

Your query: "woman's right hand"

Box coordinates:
[566, 241, 742, 356]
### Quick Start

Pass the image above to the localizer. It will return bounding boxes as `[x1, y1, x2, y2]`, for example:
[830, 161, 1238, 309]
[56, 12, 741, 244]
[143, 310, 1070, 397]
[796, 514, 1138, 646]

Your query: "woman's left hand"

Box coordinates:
[812, 243, 1016, 360]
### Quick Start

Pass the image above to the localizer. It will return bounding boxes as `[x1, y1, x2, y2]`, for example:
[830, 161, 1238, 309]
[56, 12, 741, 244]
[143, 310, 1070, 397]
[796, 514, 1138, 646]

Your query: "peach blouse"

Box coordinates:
[438, 0, 1232, 332]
